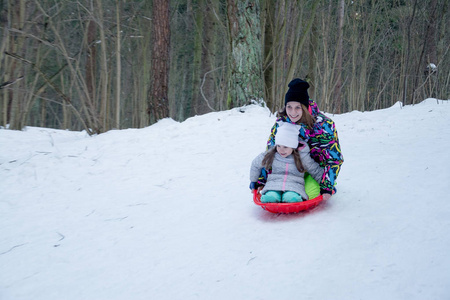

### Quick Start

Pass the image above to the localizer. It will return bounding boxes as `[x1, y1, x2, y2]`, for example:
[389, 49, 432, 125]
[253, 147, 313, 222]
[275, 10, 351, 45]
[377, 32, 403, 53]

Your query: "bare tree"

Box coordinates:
[197, 0, 220, 114]
[148, 0, 170, 124]
[115, 0, 122, 129]
[418, 0, 438, 100]
[227, 0, 264, 108]
[2, 0, 26, 130]
[333, 0, 344, 113]
[85, 19, 97, 107]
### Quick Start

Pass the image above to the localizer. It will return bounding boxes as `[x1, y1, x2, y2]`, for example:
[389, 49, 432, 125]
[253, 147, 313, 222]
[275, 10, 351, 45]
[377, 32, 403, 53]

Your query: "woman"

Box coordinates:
[265, 78, 344, 200]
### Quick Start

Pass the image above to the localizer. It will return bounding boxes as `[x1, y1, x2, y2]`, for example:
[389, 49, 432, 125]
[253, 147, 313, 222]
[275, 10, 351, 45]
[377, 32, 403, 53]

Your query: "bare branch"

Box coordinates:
[200, 67, 224, 112]
[0, 76, 24, 89]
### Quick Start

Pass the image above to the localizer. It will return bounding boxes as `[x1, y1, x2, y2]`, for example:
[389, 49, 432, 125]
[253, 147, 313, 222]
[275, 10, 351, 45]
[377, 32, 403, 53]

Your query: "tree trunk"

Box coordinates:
[226, 0, 264, 108]
[148, 0, 170, 124]
[115, 1, 122, 129]
[262, 0, 275, 110]
[422, 0, 438, 99]
[85, 19, 97, 105]
[307, 4, 319, 101]
[403, 0, 418, 105]
[192, 0, 204, 115]
[5, 0, 26, 130]
[198, 0, 218, 114]
[96, 0, 109, 131]
[333, 0, 344, 113]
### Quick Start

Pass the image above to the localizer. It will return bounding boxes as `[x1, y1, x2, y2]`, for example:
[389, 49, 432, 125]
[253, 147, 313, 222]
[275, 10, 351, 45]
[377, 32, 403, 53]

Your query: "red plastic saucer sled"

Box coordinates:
[253, 190, 324, 214]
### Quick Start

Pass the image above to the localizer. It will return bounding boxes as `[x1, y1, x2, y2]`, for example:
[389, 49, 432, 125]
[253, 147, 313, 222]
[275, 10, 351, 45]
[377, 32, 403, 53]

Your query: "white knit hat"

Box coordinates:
[275, 123, 300, 148]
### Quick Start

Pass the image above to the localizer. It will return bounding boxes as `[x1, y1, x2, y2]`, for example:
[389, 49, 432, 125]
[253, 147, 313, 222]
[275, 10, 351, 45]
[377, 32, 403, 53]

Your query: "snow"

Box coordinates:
[427, 63, 437, 71]
[1, 98, 450, 300]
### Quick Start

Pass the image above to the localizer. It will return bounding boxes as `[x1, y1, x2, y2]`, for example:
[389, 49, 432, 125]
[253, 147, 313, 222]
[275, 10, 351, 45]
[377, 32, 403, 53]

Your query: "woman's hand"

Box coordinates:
[249, 182, 256, 192]
[250, 182, 264, 193]
[322, 193, 331, 201]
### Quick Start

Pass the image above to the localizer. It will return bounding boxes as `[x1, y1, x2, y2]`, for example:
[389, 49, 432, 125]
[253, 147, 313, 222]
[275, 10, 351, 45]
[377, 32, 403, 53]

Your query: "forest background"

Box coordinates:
[1, 0, 449, 134]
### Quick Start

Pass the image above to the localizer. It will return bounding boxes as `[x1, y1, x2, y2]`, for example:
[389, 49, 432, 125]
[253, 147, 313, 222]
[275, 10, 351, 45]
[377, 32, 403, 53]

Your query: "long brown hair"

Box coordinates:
[279, 104, 315, 129]
[262, 147, 305, 172]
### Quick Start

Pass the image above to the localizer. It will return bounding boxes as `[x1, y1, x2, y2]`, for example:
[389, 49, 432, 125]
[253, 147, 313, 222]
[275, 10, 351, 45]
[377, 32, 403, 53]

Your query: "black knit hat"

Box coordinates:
[285, 78, 310, 107]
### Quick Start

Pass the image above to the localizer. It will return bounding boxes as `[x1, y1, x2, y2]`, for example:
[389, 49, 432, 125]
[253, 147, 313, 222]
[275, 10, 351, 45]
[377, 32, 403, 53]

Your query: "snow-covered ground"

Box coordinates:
[1, 99, 449, 300]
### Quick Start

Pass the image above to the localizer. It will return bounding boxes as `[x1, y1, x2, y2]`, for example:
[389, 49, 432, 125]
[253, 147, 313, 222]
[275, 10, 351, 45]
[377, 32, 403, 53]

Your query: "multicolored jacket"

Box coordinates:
[267, 100, 344, 195]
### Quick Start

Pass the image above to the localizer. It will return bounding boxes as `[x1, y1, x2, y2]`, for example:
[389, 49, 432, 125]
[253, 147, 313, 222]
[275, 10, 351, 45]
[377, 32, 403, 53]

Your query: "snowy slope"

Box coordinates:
[1, 99, 450, 300]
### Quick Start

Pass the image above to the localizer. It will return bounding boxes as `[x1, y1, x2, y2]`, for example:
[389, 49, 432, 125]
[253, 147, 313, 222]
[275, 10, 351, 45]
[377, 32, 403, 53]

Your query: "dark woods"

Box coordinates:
[1, 0, 449, 133]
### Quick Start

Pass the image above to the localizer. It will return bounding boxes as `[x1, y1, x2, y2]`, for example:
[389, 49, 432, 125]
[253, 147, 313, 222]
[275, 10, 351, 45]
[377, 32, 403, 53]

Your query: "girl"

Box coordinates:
[250, 123, 323, 203]
[265, 78, 344, 201]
